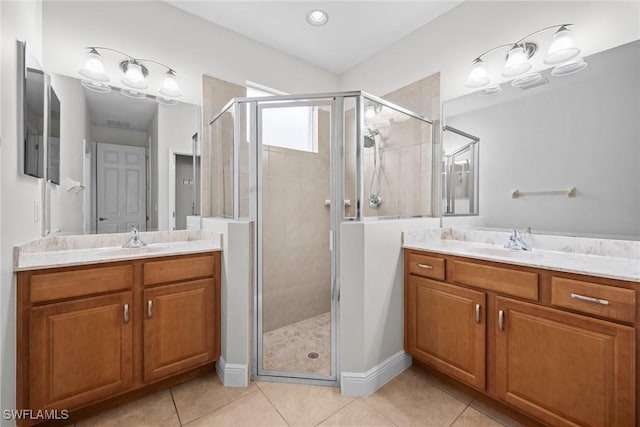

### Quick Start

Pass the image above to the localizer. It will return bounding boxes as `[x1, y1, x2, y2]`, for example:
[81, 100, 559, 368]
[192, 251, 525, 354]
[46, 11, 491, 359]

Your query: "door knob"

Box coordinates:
[98, 217, 108, 221]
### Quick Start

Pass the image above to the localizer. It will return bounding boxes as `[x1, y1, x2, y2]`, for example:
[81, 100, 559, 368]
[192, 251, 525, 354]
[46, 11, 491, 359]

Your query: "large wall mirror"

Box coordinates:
[19, 40, 202, 236]
[442, 40, 640, 240]
[21, 42, 46, 180]
[46, 73, 201, 235]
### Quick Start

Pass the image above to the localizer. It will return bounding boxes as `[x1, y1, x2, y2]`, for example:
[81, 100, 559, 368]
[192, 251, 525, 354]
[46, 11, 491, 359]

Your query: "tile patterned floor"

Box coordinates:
[263, 312, 331, 375]
[73, 365, 524, 427]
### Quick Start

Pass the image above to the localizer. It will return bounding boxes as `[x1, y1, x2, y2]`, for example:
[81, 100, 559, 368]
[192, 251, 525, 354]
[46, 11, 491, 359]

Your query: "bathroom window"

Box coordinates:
[246, 83, 316, 153]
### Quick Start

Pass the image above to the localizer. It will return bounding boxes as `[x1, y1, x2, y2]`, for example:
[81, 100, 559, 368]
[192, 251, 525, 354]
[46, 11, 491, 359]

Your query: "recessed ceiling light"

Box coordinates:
[306, 9, 328, 26]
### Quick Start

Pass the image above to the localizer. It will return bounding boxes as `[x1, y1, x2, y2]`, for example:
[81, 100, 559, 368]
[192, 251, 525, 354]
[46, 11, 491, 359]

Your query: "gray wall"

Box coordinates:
[1, 2, 44, 423]
[340, 218, 440, 373]
[48, 73, 90, 235]
[447, 53, 640, 239]
[201, 218, 252, 385]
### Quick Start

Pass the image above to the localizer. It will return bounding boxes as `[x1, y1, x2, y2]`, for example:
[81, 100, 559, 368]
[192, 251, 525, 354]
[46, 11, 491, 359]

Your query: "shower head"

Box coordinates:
[364, 129, 379, 148]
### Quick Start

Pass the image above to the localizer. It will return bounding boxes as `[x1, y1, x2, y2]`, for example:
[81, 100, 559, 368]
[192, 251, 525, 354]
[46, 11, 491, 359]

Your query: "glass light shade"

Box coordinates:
[545, 27, 580, 64]
[80, 79, 111, 93]
[120, 88, 147, 99]
[502, 45, 532, 77]
[477, 84, 502, 96]
[79, 51, 109, 82]
[465, 59, 490, 88]
[156, 96, 179, 106]
[551, 58, 588, 76]
[159, 72, 182, 98]
[121, 62, 148, 90]
[511, 72, 542, 88]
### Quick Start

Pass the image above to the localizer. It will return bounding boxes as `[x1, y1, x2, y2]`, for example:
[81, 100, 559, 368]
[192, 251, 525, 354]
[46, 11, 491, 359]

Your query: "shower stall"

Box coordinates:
[206, 91, 433, 384]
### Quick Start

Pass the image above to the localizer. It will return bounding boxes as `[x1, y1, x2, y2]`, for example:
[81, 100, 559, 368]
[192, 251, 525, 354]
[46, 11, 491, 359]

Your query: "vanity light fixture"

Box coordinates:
[306, 9, 328, 26]
[78, 47, 183, 103]
[465, 24, 586, 92]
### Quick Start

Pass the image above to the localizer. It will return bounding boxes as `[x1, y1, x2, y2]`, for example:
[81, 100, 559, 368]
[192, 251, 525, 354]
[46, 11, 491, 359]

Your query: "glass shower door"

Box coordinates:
[256, 99, 337, 381]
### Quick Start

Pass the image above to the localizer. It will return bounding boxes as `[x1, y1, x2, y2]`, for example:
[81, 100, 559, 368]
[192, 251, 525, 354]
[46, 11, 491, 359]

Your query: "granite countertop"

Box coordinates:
[403, 229, 640, 283]
[14, 230, 222, 272]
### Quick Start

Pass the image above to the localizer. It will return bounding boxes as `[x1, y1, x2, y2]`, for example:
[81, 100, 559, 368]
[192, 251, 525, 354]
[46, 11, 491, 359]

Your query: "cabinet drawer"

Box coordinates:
[407, 253, 445, 280]
[452, 260, 538, 301]
[30, 265, 133, 303]
[551, 277, 636, 323]
[144, 254, 215, 286]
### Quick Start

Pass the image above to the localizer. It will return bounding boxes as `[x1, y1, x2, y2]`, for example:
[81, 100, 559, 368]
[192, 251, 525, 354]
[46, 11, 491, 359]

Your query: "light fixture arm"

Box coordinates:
[472, 24, 574, 63]
[474, 43, 516, 62]
[514, 23, 574, 45]
[86, 47, 177, 74]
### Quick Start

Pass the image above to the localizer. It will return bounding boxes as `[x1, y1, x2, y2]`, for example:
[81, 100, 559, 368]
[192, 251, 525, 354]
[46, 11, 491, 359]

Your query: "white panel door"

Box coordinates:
[97, 143, 146, 233]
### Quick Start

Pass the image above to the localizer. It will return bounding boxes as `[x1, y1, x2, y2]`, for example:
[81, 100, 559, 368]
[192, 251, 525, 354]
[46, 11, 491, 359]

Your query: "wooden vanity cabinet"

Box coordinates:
[29, 292, 134, 412]
[405, 275, 486, 389]
[495, 297, 635, 426]
[404, 248, 637, 427]
[143, 279, 218, 382]
[17, 251, 220, 425]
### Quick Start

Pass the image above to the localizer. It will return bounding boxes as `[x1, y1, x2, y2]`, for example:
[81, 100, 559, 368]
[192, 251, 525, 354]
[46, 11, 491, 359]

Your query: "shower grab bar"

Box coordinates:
[324, 199, 352, 207]
[511, 187, 576, 199]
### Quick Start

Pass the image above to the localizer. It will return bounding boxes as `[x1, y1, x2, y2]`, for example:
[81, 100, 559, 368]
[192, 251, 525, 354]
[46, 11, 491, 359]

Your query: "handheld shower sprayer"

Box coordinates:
[365, 129, 383, 209]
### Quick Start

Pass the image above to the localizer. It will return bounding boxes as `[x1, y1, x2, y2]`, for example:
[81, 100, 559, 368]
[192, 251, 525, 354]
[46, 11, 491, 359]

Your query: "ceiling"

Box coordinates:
[84, 88, 158, 131]
[166, 1, 461, 74]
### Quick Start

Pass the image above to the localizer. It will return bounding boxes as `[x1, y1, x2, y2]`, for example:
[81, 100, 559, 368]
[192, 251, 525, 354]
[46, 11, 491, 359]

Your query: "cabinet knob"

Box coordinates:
[498, 310, 505, 331]
[147, 300, 153, 318]
[475, 303, 481, 324]
[123, 304, 129, 324]
[417, 263, 433, 270]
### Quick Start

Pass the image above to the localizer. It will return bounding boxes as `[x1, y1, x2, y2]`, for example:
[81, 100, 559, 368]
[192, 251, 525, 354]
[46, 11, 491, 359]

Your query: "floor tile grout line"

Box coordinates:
[361, 397, 402, 427]
[255, 384, 292, 426]
[408, 368, 474, 406]
[311, 396, 356, 426]
[180, 388, 261, 426]
[447, 401, 472, 427]
[468, 400, 511, 427]
[169, 387, 183, 427]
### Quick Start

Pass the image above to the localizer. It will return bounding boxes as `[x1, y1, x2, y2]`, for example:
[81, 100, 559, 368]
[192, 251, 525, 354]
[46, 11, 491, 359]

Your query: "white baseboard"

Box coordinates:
[340, 351, 412, 397]
[216, 356, 249, 387]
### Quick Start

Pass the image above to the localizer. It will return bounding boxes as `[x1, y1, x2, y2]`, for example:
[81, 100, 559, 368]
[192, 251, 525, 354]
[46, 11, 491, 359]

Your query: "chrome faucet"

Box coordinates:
[504, 229, 530, 251]
[122, 226, 147, 248]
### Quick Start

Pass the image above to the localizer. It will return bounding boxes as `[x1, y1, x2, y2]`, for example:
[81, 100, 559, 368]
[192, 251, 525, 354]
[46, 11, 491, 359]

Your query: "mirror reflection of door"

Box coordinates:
[174, 154, 194, 230]
[96, 143, 146, 233]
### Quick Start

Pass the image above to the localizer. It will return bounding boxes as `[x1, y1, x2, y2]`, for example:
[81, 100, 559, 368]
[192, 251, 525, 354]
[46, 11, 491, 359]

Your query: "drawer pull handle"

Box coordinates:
[498, 310, 505, 331]
[571, 293, 609, 306]
[123, 304, 129, 324]
[475, 304, 481, 324]
[147, 300, 153, 318]
[417, 263, 433, 270]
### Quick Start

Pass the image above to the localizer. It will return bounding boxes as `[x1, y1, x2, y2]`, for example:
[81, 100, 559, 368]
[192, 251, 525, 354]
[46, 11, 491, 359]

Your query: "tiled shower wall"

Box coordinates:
[344, 73, 440, 219]
[384, 73, 441, 217]
[262, 110, 331, 332]
[202, 75, 246, 218]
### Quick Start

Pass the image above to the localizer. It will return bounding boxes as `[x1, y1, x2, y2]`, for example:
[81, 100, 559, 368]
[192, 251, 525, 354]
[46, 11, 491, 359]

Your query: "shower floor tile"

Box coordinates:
[263, 312, 331, 375]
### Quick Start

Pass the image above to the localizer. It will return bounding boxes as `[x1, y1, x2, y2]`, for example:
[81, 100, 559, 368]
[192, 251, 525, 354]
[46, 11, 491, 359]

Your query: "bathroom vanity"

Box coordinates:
[14, 232, 221, 425]
[403, 231, 639, 427]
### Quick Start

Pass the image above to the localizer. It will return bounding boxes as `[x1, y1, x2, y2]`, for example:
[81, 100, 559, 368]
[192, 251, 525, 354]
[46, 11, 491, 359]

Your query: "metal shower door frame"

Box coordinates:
[253, 97, 343, 385]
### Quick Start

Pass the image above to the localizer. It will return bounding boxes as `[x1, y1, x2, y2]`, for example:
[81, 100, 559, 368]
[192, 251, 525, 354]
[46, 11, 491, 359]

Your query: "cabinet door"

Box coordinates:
[495, 297, 635, 427]
[405, 276, 486, 389]
[143, 279, 218, 382]
[30, 292, 133, 411]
